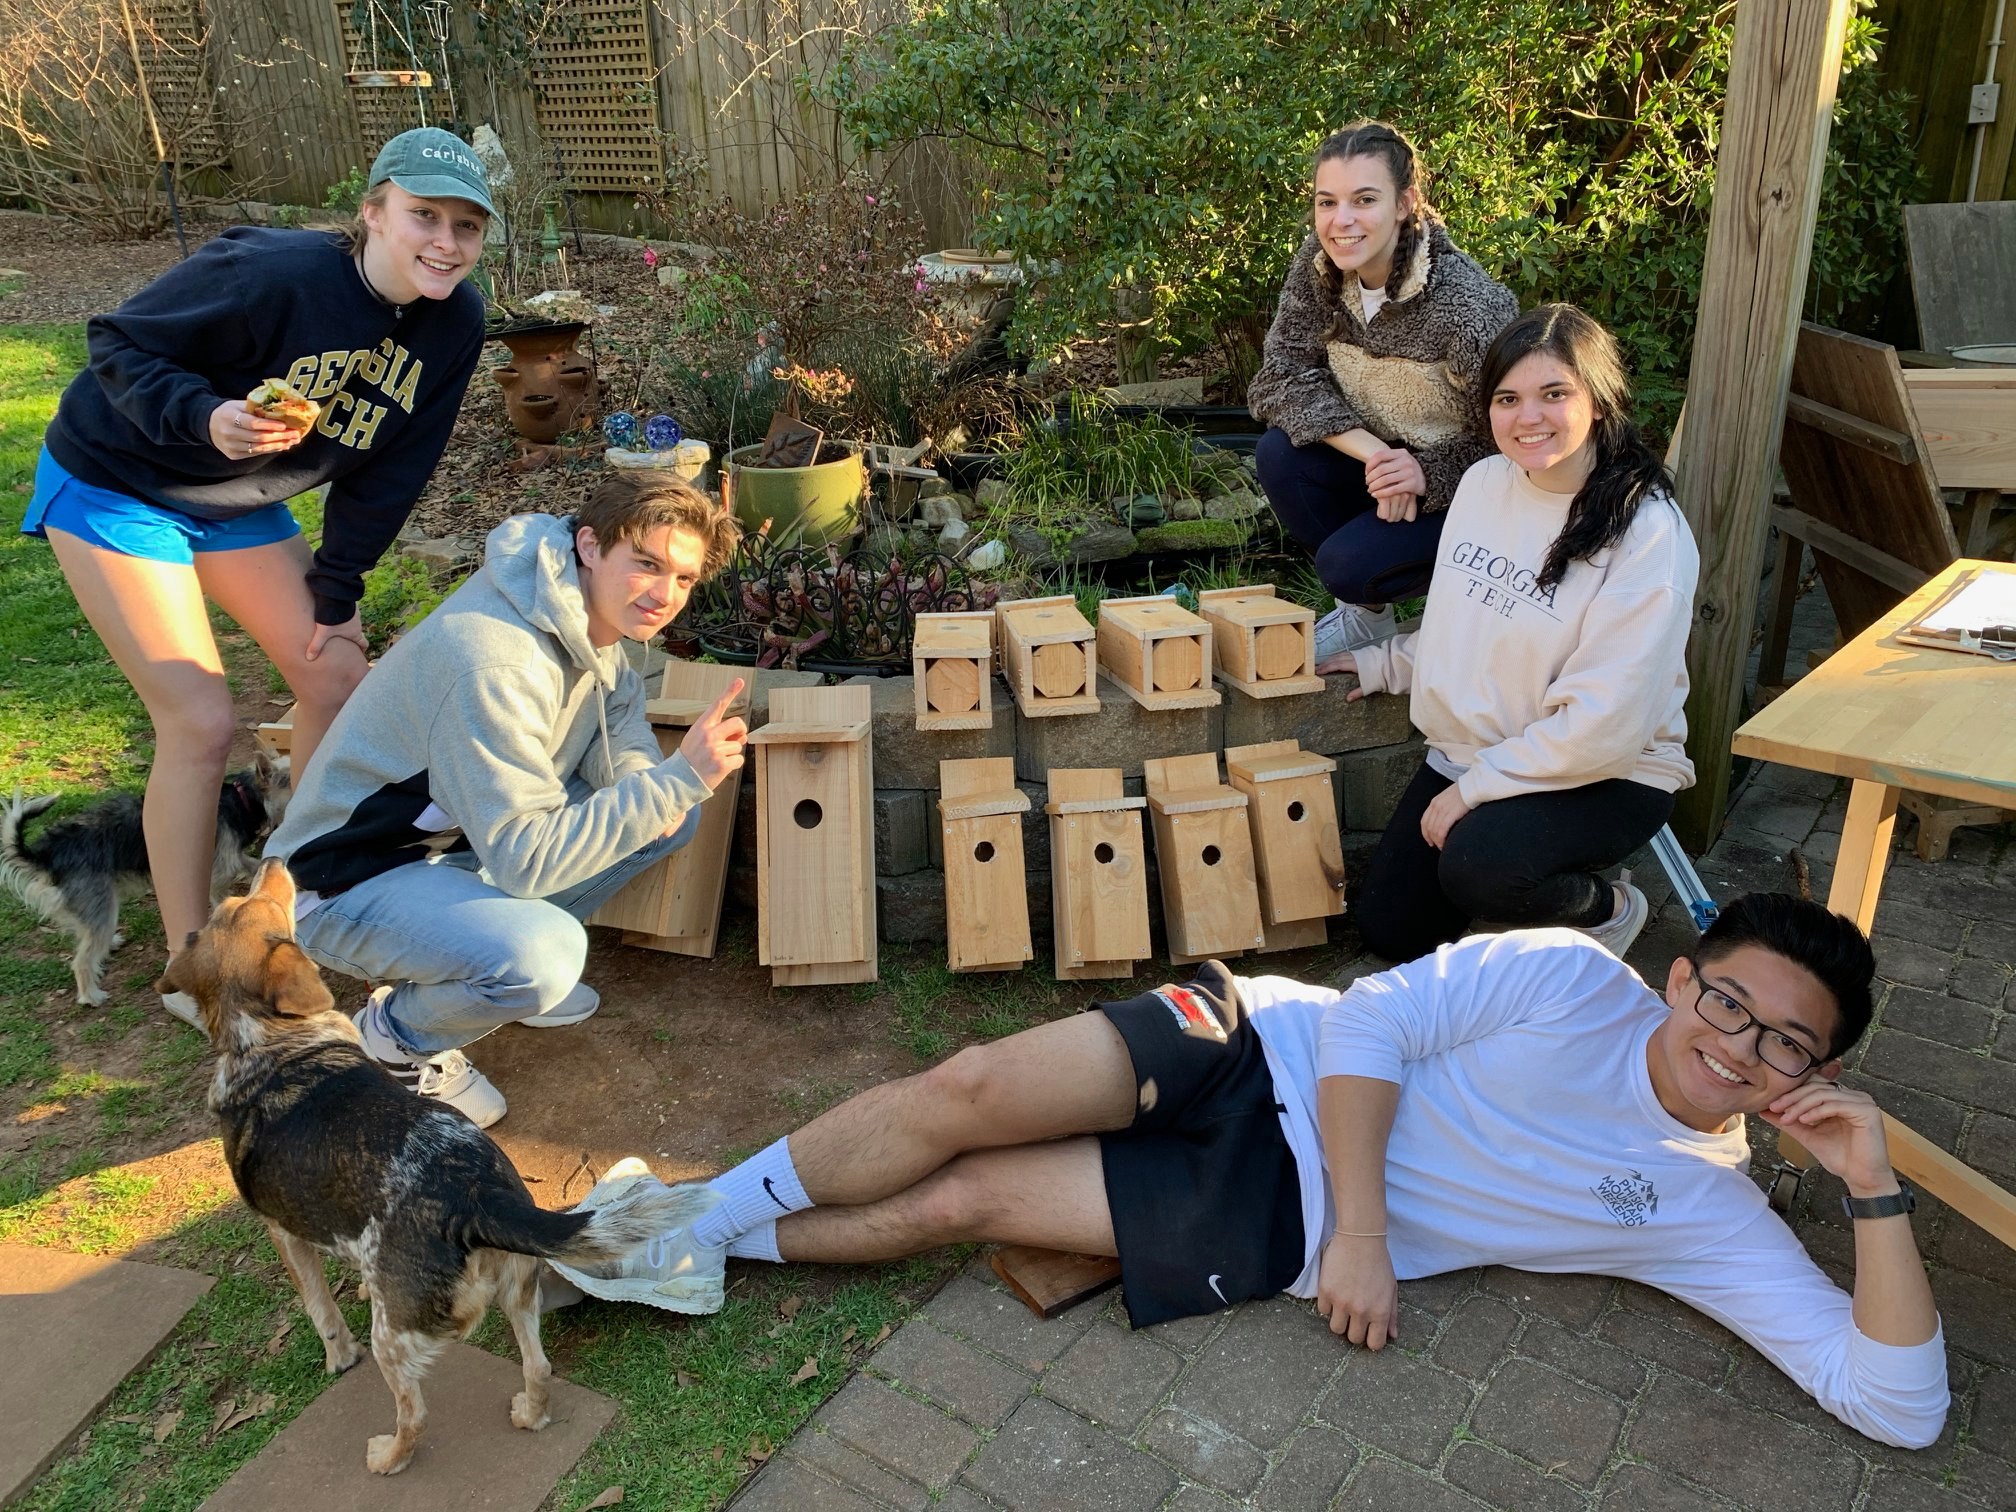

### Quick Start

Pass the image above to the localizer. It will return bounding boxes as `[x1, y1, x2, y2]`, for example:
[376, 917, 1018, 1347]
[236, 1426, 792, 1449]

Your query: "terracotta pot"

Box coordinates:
[492, 321, 597, 443]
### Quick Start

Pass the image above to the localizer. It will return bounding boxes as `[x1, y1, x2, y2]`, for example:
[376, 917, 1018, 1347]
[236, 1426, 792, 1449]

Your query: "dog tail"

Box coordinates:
[472, 1179, 718, 1265]
[0, 791, 61, 910]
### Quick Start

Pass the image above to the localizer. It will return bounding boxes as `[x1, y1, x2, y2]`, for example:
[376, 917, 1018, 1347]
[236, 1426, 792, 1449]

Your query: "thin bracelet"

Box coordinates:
[1332, 1227, 1387, 1238]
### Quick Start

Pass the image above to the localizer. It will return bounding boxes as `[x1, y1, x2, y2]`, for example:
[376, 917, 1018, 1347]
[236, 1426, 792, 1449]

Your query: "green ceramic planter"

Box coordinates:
[725, 441, 866, 545]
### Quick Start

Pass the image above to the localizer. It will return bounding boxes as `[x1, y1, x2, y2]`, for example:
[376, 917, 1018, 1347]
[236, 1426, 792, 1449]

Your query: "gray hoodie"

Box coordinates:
[268, 512, 711, 898]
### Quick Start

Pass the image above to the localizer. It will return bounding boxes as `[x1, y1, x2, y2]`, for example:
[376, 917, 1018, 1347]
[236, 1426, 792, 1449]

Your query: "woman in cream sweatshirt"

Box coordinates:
[1328, 304, 1698, 963]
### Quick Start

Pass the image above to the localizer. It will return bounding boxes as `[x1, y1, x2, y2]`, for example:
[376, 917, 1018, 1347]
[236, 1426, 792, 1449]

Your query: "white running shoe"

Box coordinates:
[1579, 877, 1651, 959]
[547, 1158, 727, 1315]
[517, 981, 600, 1029]
[353, 990, 508, 1129]
[160, 991, 203, 1029]
[1312, 600, 1397, 663]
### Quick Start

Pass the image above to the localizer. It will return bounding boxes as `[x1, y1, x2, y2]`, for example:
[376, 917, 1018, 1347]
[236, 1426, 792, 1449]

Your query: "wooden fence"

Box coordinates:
[157, 0, 972, 244]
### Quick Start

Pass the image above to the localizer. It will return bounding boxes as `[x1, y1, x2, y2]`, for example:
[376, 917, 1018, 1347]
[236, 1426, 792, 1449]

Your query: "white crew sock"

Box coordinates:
[692, 1138, 812, 1247]
[727, 1221, 782, 1263]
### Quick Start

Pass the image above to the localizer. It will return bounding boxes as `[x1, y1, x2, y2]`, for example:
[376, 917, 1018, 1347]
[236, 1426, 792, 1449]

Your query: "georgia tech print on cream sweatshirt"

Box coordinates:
[1352, 453, 1699, 806]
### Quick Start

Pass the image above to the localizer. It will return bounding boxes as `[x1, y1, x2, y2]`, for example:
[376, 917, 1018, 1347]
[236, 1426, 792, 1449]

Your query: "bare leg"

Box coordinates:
[197, 535, 367, 778]
[499, 1259, 553, 1431]
[784, 1012, 1138, 1208]
[45, 529, 235, 957]
[778, 1139, 1115, 1262]
[266, 1222, 363, 1372]
[364, 1307, 440, 1475]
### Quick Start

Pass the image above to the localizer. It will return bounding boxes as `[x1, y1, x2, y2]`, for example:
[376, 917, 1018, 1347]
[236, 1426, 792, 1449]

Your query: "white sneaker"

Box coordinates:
[160, 990, 203, 1029]
[1313, 600, 1397, 662]
[547, 1158, 727, 1315]
[1579, 877, 1650, 959]
[353, 991, 509, 1129]
[517, 981, 599, 1029]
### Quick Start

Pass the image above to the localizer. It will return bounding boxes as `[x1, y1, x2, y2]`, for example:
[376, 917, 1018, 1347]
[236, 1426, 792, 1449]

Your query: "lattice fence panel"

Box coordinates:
[333, 0, 426, 154]
[140, 0, 223, 163]
[532, 0, 665, 193]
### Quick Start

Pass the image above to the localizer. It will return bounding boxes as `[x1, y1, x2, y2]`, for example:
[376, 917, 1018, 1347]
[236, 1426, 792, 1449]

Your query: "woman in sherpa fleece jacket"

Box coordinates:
[1248, 122, 1515, 663]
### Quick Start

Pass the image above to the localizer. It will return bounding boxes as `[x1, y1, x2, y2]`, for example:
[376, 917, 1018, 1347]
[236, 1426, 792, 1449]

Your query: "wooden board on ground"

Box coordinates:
[1045, 767, 1151, 980]
[990, 1246, 1123, 1319]
[912, 611, 996, 731]
[939, 757, 1032, 973]
[995, 596, 1100, 718]
[587, 662, 749, 956]
[751, 684, 877, 985]
[1, 1244, 213, 1505]
[197, 1342, 614, 1512]
[1197, 586, 1324, 699]
[1142, 753, 1264, 964]
[1095, 596, 1220, 710]
[1904, 201, 2016, 360]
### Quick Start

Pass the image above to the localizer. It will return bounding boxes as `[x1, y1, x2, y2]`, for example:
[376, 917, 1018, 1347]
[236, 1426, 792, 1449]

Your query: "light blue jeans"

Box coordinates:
[295, 808, 700, 1056]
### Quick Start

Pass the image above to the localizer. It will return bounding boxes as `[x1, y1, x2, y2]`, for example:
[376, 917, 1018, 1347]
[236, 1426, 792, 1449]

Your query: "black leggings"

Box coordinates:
[1253, 427, 1446, 606]
[1353, 759, 1675, 964]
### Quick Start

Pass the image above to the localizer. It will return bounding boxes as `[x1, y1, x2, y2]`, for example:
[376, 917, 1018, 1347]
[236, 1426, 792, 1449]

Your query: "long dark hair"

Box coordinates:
[1310, 121, 1437, 316]
[1479, 304, 1674, 591]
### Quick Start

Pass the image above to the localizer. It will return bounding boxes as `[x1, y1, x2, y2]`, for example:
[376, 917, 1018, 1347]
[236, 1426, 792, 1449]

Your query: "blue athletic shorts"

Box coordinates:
[21, 447, 301, 563]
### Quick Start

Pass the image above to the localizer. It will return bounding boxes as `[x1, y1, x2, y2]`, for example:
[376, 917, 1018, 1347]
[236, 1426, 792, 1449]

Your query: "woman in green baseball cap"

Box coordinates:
[22, 126, 493, 1028]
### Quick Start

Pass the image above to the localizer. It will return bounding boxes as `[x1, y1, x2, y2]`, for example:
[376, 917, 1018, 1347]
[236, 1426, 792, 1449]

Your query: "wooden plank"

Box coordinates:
[1670, 0, 1855, 850]
[1783, 392, 1917, 463]
[1904, 201, 2016, 356]
[1771, 505, 1929, 596]
[1902, 368, 2016, 490]
[990, 1246, 1123, 1318]
[1883, 1113, 2016, 1249]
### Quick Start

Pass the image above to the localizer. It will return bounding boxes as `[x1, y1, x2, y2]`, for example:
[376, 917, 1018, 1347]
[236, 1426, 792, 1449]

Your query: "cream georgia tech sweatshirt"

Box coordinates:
[1352, 453, 1699, 806]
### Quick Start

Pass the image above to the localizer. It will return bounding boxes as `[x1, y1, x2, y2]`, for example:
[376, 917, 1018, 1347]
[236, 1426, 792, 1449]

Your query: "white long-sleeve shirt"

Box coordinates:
[1352, 454, 1698, 806]
[1240, 932, 1949, 1449]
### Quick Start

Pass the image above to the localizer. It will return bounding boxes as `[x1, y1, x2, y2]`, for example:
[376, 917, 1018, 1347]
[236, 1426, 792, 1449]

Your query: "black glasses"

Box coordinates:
[1685, 959, 1822, 1078]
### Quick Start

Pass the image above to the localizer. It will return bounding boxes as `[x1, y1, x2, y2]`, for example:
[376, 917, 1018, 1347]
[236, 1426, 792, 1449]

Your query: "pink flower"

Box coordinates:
[866, 194, 877, 205]
[642, 247, 659, 267]
[700, 369, 711, 378]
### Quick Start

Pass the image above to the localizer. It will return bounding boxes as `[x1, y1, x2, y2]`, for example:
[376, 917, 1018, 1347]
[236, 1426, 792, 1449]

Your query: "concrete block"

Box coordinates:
[1220, 674, 1414, 754]
[844, 674, 1013, 790]
[1335, 736, 1426, 831]
[877, 868, 1053, 946]
[875, 789, 932, 876]
[1013, 687, 1223, 784]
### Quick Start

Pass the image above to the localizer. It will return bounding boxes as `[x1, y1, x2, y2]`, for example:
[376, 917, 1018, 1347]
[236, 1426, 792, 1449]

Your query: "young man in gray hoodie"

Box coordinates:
[266, 473, 745, 1126]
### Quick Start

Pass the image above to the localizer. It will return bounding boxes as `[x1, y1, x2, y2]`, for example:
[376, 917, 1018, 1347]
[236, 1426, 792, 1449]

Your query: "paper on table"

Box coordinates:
[1914, 572, 2016, 633]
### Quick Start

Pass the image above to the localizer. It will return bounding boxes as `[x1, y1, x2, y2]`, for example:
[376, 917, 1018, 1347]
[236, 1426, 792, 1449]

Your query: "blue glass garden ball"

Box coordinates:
[602, 410, 639, 448]
[644, 413, 683, 450]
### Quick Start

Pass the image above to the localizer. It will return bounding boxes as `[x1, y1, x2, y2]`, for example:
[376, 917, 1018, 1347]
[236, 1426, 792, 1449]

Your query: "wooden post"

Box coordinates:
[750, 684, 877, 986]
[938, 756, 1033, 972]
[587, 662, 750, 957]
[1044, 767, 1151, 980]
[1142, 753, 1265, 964]
[1670, 0, 1853, 848]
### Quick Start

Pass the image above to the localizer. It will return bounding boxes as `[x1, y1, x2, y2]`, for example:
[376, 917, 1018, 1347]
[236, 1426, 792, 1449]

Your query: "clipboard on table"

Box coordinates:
[1894, 567, 2016, 661]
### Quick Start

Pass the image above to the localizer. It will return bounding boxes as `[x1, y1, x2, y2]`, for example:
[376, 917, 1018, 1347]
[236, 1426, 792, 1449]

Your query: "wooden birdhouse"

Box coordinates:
[912, 612, 996, 731]
[1198, 586, 1325, 699]
[1143, 753, 1265, 963]
[587, 662, 750, 958]
[254, 703, 296, 760]
[1044, 767, 1152, 980]
[750, 684, 877, 986]
[1224, 739, 1345, 952]
[1096, 596, 1220, 710]
[938, 757, 1032, 973]
[996, 595, 1101, 717]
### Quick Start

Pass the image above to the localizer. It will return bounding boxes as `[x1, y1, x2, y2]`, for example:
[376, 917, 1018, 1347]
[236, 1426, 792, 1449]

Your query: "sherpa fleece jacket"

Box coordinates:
[44, 227, 485, 624]
[1247, 222, 1516, 513]
[268, 512, 712, 898]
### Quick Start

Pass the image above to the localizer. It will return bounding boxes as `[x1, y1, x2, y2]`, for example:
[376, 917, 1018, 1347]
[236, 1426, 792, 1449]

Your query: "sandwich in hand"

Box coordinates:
[245, 378, 320, 433]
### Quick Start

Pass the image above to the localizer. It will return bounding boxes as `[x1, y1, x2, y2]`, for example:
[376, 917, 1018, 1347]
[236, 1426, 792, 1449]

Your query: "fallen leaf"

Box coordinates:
[217, 1391, 276, 1435]
[153, 1410, 182, 1443]
[192, 1339, 221, 1351]
[210, 1398, 237, 1434]
[778, 1294, 802, 1319]
[766, 1320, 789, 1339]
[745, 1435, 774, 1465]
[711, 1445, 725, 1462]
[265, 1318, 294, 1355]
[839, 1324, 857, 1345]
[749, 1353, 773, 1370]
[789, 1356, 819, 1386]
[584, 1488, 624, 1509]
[675, 1370, 696, 1389]
[867, 1323, 892, 1348]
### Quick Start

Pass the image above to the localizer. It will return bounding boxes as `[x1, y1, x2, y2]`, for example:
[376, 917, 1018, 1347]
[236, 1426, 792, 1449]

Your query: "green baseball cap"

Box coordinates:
[368, 127, 495, 216]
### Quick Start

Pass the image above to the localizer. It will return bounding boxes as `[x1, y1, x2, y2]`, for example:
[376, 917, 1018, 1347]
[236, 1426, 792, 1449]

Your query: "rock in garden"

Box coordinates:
[922, 496, 967, 528]
[1204, 490, 1265, 522]
[656, 265, 687, 289]
[966, 538, 1007, 571]
[916, 475, 953, 499]
[974, 478, 1011, 512]
[1169, 496, 1203, 521]
[862, 524, 907, 558]
[939, 518, 971, 550]
[401, 535, 475, 571]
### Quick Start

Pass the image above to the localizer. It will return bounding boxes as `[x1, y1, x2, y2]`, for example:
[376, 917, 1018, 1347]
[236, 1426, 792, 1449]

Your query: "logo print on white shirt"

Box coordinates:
[1592, 1169, 1660, 1228]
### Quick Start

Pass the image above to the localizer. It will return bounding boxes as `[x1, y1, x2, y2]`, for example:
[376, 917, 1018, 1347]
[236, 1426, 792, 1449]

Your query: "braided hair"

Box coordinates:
[1478, 304, 1674, 592]
[1310, 121, 1437, 325]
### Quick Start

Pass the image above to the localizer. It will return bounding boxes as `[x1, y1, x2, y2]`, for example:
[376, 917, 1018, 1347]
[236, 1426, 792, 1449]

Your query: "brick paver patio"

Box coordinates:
[732, 581, 2016, 1510]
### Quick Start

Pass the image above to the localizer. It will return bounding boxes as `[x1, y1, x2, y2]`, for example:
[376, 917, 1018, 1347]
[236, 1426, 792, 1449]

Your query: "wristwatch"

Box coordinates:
[1841, 1180, 1916, 1221]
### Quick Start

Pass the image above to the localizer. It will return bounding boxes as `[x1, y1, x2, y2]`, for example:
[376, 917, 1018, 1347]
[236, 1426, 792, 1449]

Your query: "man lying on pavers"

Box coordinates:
[568, 892, 1946, 1448]
[267, 472, 745, 1129]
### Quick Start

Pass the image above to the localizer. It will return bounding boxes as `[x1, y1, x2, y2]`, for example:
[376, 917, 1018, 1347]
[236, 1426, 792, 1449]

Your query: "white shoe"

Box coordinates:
[518, 981, 599, 1029]
[353, 991, 509, 1129]
[547, 1158, 727, 1315]
[1579, 878, 1650, 959]
[1313, 600, 1397, 662]
[160, 990, 203, 1029]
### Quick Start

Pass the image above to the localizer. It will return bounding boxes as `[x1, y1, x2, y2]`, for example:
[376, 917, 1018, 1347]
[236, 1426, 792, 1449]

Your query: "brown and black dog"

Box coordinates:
[161, 858, 714, 1475]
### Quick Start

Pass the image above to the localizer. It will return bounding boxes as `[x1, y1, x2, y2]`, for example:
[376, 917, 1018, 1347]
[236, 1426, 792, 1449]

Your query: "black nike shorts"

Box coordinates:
[1094, 961, 1307, 1328]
